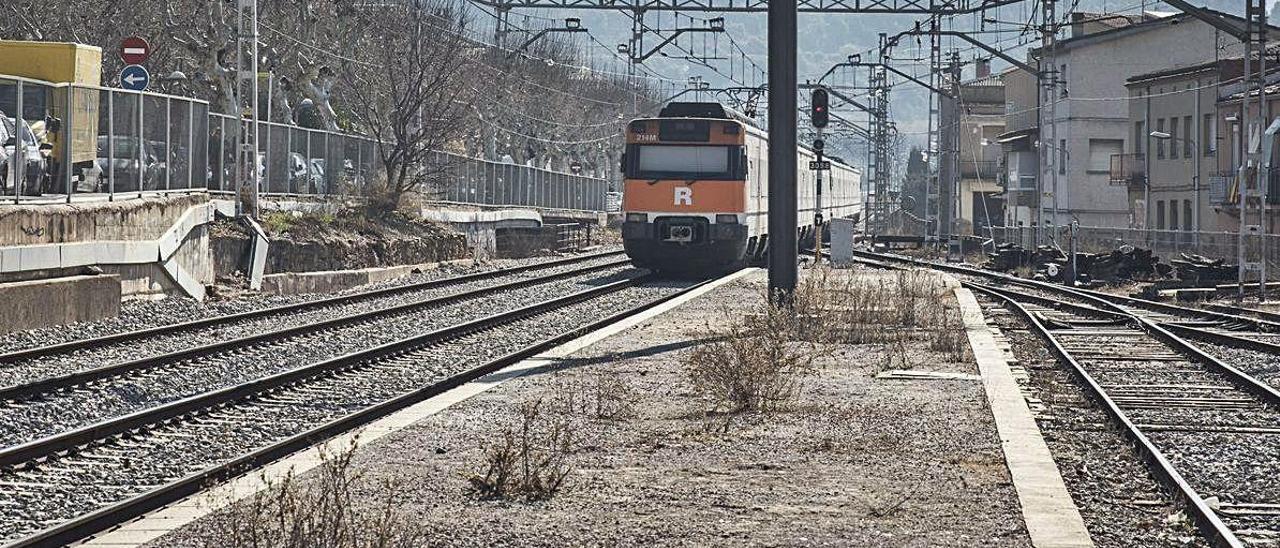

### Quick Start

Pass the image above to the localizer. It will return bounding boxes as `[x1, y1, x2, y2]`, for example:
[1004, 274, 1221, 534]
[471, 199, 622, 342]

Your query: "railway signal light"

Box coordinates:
[811, 88, 829, 128]
[813, 138, 824, 152]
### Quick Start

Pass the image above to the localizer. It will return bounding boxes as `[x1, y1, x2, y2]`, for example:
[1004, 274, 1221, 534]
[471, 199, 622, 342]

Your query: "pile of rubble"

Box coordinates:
[984, 243, 1174, 284]
[1169, 254, 1237, 283]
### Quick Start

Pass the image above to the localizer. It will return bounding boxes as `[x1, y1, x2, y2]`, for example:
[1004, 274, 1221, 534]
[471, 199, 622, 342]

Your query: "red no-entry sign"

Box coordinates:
[120, 37, 151, 65]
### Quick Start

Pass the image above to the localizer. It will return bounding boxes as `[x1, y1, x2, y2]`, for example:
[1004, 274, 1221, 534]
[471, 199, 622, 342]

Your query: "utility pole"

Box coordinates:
[1042, 0, 1058, 245]
[937, 51, 959, 249]
[768, 0, 799, 302]
[235, 0, 260, 218]
[1237, 0, 1269, 299]
[928, 19, 941, 239]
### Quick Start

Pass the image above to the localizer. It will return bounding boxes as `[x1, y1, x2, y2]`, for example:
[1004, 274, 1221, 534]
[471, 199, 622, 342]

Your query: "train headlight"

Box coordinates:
[626, 213, 647, 223]
[716, 214, 738, 224]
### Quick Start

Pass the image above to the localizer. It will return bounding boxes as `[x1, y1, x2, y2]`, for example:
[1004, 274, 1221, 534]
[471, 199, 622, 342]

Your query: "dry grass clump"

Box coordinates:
[465, 372, 637, 501]
[468, 398, 575, 501]
[685, 267, 974, 412]
[203, 438, 426, 548]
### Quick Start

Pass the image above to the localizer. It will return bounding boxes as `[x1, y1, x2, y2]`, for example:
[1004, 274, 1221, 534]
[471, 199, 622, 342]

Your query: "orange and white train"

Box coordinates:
[619, 102, 862, 274]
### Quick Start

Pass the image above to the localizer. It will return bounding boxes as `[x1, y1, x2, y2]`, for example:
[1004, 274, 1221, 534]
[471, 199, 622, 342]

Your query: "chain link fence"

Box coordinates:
[3, 74, 611, 212]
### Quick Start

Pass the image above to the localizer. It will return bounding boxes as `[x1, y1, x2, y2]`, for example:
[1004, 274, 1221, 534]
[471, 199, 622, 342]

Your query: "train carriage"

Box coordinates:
[619, 102, 862, 274]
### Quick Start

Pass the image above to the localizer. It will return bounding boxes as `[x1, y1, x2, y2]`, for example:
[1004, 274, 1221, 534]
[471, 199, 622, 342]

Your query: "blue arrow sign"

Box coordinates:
[120, 64, 150, 91]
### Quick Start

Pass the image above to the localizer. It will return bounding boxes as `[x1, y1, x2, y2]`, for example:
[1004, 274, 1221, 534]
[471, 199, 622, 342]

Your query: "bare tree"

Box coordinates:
[340, 0, 474, 211]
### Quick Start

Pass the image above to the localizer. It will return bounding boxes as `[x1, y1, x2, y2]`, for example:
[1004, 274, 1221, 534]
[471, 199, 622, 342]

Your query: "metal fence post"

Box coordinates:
[305, 129, 313, 194]
[137, 93, 144, 198]
[107, 91, 115, 200]
[12, 80, 22, 204]
[63, 86, 74, 202]
[164, 97, 172, 193]
[187, 101, 194, 189]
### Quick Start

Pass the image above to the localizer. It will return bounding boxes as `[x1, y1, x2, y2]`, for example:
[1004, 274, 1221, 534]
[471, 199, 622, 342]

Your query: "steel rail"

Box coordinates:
[970, 284, 1246, 548]
[0, 250, 625, 365]
[4, 270, 731, 548]
[847, 250, 1280, 332]
[867, 251, 1280, 407]
[0, 258, 632, 403]
[0, 271, 649, 468]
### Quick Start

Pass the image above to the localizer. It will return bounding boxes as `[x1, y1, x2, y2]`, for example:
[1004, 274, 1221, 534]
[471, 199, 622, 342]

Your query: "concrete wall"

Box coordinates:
[0, 194, 215, 300]
[0, 194, 208, 246]
[0, 274, 121, 334]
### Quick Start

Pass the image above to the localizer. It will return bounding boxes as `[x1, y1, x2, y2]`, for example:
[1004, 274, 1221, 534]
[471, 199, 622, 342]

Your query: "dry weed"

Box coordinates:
[467, 398, 575, 501]
[553, 372, 639, 421]
[203, 437, 426, 548]
[686, 266, 974, 408]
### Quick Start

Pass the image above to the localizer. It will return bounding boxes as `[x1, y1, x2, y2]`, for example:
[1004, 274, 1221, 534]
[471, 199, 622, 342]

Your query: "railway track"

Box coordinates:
[850, 249, 1280, 546]
[0, 250, 626, 371]
[0, 266, 725, 546]
[0, 260, 637, 449]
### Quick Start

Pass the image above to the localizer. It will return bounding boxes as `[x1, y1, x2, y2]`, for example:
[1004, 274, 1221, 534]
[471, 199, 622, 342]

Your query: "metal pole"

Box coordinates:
[187, 101, 194, 190]
[1240, 3, 1253, 300]
[12, 81, 22, 204]
[1194, 76, 1202, 252]
[1258, 5, 1269, 298]
[767, 0, 798, 301]
[137, 93, 144, 198]
[63, 87, 74, 202]
[164, 97, 172, 193]
[108, 91, 115, 201]
[814, 132, 824, 265]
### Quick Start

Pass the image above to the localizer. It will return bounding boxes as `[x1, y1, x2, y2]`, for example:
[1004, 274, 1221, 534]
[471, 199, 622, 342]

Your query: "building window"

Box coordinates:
[1204, 113, 1216, 155]
[1170, 117, 1180, 159]
[1157, 118, 1166, 159]
[1060, 64, 1068, 98]
[1157, 200, 1166, 229]
[1183, 115, 1193, 157]
[1059, 139, 1067, 175]
[1134, 121, 1145, 154]
[1184, 200, 1193, 231]
[1089, 139, 1124, 172]
[1169, 201, 1179, 232]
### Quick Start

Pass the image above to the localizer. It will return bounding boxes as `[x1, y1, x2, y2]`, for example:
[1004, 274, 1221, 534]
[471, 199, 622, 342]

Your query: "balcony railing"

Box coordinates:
[959, 159, 1000, 179]
[1109, 152, 1145, 187]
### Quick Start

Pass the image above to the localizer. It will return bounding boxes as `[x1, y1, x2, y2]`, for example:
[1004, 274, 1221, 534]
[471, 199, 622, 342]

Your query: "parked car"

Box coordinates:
[0, 111, 46, 196]
[94, 136, 162, 192]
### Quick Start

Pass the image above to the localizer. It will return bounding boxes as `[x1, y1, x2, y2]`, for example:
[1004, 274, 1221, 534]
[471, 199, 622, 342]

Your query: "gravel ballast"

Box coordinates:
[0, 264, 641, 448]
[0, 251, 623, 358]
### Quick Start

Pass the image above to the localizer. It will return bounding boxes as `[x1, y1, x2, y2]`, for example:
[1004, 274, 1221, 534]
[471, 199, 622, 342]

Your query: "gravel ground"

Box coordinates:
[156, 269, 1031, 547]
[0, 250, 622, 357]
[979, 298, 1207, 548]
[0, 281, 688, 544]
[0, 265, 641, 448]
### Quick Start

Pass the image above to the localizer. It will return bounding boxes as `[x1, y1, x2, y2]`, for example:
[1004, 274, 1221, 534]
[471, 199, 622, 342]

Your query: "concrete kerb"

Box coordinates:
[74, 267, 760, 548]
[954, 286, 1095, 548]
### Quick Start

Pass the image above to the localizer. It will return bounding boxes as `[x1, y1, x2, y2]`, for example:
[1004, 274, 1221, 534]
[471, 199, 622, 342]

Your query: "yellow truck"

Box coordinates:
[0, 41, 102, 192]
